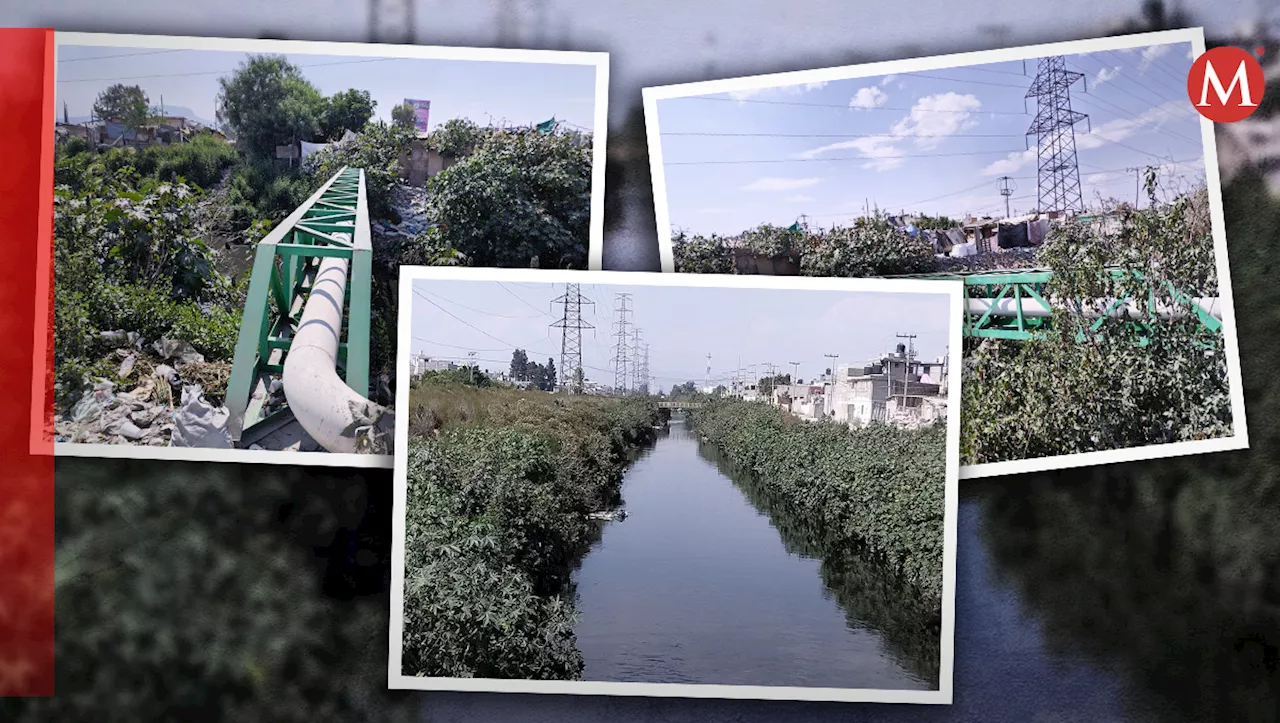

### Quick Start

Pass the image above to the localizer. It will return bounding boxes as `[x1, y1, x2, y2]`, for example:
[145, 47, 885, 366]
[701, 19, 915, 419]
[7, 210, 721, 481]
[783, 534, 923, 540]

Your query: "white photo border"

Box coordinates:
[34, 31, 610, 467]
[388, 265, 962, 704]
[640, 27, 1250, 480]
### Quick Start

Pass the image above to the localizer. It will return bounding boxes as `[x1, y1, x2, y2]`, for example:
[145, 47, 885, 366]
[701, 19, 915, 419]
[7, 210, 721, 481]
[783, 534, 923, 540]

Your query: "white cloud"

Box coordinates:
[843, 136, 906, 171]
[981, 148, 1036, 176]
[742, 176, 823, 192]
[1075, 99, 1191, 151]
[850, 86, 888, 109]
[1139, 44, 1172, 73]
[797, 91, 982, 170]
[788, 194, 816, 202]
[880, 74, 900, 87]
[890, 92, 983, 149]
[728, 81, 828, 101]
[1095, 66, 1120, 85]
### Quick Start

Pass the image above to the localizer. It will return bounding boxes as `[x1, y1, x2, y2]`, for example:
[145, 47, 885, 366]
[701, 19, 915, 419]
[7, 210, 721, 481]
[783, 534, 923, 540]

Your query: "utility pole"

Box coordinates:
[611, 293, 633, 395]
[551, 283, 594, 394]
[823, 353, 840, 418]
[705, 353, 712, 392]
[998, 176, 1016, 218]
[468, 351, 476, 385]
[1126, 166, 1142, 207]
[1026, 56, 1089, 216]
[789, 361, 800, 384]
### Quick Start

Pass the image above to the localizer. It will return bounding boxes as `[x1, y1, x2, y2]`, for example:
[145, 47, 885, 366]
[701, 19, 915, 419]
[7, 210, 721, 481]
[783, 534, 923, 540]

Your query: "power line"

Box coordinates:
[419, 290, 545, 319]
[680, 95, 1031, 115]
[56, 56, 398, 84]
[661, 131, 1024, 139]
[666, 148, 1027, 166]
[905, 72, 1031, 89]
[496, 282, 554, 316]
[57, 49, 188, 63]
[412, 289, 528, 350]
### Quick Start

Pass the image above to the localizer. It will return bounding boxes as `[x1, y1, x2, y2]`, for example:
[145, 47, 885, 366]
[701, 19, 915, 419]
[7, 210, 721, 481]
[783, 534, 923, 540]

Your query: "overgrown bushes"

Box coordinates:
[960, 182, 1231, 464]
[672, 216, 936, 277]
[400, 386, 660, 679]
[53, 161, 245, 401]
[687, 400, 947, 610]
[424, 121, 593, 269]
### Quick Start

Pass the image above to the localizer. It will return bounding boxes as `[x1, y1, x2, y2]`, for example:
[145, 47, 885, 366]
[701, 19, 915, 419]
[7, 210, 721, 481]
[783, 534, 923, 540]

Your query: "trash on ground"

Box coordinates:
[170, 384, 233, 449]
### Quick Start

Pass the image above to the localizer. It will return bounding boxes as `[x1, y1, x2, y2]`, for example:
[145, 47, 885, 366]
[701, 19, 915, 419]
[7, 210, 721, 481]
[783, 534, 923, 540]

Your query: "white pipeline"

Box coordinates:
[282, 255, 380, 454]
[967, 296, 1222, 321]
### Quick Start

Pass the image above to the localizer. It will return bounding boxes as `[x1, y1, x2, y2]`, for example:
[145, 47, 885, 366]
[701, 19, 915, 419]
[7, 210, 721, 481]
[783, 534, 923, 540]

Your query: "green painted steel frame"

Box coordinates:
[945, 268, 1222, 343]
[225, 166, 373, 442]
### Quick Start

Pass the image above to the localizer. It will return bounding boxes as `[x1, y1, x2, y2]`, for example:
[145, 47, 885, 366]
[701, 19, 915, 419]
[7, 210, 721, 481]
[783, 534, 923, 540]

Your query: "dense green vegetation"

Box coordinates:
[687, 400, 947, 610]
[400, 382, 660, 678]
[54, 65, 593, 413]
[672, 216, 936, 276]
[52, 142, 246, 404]
[960, 182, 1230, 464]
[700, 443, 942, 686]
[0, 460, 415, 723]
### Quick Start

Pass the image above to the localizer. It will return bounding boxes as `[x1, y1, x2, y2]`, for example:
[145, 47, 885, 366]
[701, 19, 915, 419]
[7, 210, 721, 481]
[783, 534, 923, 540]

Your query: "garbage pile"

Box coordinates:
[372, 183, 434, 237]
[54, 333, 234, 448]
[934, 247, 1039, 273]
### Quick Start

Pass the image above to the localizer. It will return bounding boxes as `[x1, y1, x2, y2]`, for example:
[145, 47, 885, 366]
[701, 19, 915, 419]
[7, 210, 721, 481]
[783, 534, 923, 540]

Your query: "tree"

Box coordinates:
[391, 102, 417, 129]
[93, 83, 149, 129]
[425, 125, 593, 268]
[321, 89, 376, 140]
[542, 358, 558, 392]
[509, 349, 530, 381]
[427, 118, 493, 158]
[216, 54, 325, 158]
[758, 373, 791, 397]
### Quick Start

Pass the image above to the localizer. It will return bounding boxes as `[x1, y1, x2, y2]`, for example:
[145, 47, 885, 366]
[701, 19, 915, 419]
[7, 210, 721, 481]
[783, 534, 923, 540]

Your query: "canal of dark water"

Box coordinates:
[572, 418, 937, 690]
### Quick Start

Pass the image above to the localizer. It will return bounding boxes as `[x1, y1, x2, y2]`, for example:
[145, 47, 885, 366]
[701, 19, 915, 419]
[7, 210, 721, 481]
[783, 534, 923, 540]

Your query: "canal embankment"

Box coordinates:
[399, 383, 661, 680]
[686, 400, 947, 612]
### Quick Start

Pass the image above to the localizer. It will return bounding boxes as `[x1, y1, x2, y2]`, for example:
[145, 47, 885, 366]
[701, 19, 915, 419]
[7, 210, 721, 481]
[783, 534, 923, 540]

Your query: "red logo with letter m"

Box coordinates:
[1188, 46, 1266, 123]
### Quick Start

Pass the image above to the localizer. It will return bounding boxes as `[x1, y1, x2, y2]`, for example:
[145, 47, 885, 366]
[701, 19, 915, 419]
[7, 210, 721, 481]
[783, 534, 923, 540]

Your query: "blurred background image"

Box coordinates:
[4, 1, 1280, 721]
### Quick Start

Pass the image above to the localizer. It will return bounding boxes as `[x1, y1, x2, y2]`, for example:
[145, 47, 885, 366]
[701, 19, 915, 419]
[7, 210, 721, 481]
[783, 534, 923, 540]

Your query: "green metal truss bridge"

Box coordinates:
[225, 166, 383, 453]
[911, 268, 1224, 344]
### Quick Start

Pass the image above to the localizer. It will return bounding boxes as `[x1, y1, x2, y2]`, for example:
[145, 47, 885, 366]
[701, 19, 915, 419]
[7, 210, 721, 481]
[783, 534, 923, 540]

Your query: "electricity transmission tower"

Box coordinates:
[637, 344, 651, 396]
[998, 176, 1016, 218]
[611, 293, 633, 395]
[551, 284, 594, 394]
[1025, 56, 1089, 216]
[368, 0, 415, 43]
[631, 327, 644, 394]
[705, 353, 712, 391]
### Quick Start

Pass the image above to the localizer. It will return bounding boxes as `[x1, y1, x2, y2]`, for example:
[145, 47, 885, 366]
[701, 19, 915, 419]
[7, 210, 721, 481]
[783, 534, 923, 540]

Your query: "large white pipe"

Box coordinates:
[967, 296, 1222, 321]
[282, 254, 386, 454]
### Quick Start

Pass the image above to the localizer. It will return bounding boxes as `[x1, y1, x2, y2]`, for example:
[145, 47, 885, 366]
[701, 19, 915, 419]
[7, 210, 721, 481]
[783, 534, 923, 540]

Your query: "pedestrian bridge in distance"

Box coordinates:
[657, 401, 704, 410]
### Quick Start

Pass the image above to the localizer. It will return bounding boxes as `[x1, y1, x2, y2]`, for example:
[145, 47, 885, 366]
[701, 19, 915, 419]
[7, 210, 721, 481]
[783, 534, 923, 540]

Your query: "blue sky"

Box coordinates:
[657, 41, 1209, 235]
[410, 279, 951, 388]
[54, 44, 598, 133]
